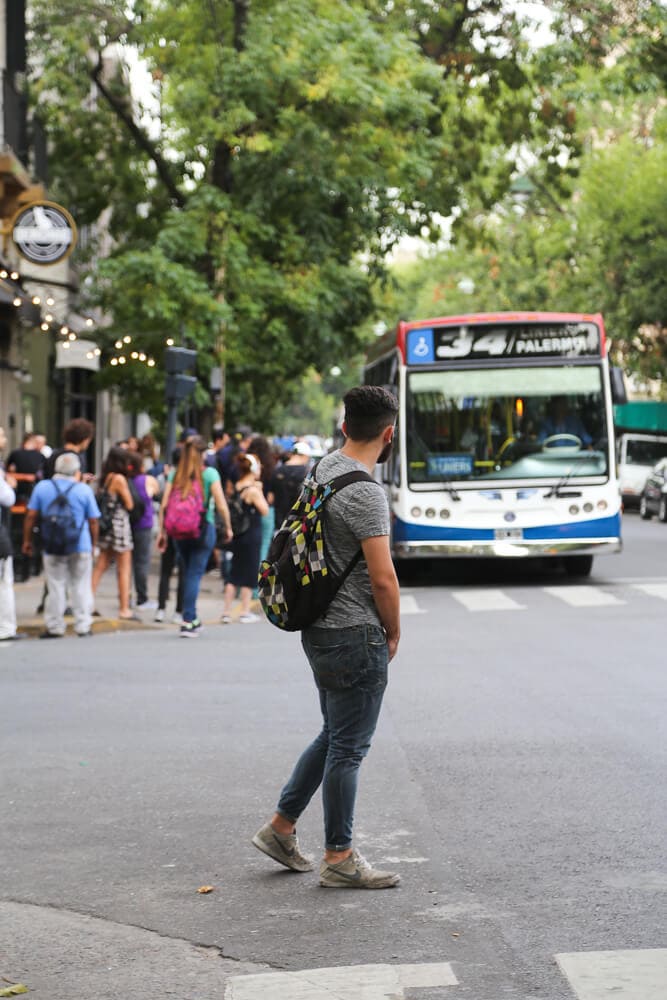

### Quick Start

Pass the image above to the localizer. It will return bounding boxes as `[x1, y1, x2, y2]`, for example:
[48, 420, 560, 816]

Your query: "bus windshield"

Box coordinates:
[406, 365, 609, 485]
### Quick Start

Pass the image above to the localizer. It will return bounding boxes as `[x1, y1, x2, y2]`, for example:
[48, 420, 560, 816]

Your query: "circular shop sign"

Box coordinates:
[12, 201, 77, 266]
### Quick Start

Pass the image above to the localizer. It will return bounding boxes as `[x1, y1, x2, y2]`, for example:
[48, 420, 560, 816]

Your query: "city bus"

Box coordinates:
[364, 312, 623, 576]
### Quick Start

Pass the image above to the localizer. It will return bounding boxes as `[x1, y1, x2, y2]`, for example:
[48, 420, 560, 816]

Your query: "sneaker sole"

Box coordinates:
[251, 834, 314, 873]
[319, 875, 400, 889]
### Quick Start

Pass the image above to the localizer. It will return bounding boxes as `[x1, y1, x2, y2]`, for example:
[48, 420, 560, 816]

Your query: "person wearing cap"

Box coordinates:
[270, 440, 313, 529]
[23, 452, 101, 638]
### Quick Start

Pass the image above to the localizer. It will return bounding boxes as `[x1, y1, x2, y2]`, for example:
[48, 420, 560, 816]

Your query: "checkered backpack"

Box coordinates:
[258, 464, 373, 631]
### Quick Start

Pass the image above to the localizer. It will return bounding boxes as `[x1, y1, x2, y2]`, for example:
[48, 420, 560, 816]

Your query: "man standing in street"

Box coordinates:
[253, 385, 401, 888]
[23, 453, 100, 639]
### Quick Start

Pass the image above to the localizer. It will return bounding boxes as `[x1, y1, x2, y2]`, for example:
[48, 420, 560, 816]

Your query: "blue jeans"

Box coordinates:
[175, 521, 215, 623]
[277, 624, 388, 851]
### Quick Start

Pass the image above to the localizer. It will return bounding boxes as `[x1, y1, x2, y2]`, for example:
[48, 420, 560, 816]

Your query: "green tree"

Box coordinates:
[30, 0, 591, 427]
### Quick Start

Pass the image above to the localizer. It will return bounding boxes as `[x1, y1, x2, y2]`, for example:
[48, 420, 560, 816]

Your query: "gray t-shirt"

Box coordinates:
[308, 450, 390, 630]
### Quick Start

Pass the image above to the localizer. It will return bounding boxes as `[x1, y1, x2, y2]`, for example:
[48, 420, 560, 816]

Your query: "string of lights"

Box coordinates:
[2, 264, 168, 370]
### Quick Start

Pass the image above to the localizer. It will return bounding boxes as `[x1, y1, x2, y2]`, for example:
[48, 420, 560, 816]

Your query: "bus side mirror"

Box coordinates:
[610, 367, 627, 405]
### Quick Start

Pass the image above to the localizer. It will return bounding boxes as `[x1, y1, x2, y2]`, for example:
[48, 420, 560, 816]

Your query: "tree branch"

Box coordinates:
[90, 53, 186, 209]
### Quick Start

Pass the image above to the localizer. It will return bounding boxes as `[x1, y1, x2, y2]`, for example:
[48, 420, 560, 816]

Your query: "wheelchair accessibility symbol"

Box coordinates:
[407, 328, 434, 364]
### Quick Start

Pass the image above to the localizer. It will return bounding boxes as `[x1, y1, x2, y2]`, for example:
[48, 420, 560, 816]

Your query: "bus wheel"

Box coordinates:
[639, 495, 652, 520]
[659, 497, 667, 523]
[564, 555, 593, 577]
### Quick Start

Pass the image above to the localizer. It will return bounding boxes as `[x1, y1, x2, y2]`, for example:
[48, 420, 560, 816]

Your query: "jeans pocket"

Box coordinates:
[305, 630, 387, 693]
[304, 631, 365, 691]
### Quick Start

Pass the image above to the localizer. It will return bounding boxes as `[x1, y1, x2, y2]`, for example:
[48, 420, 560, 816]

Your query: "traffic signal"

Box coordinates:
[165, 346, 197, 402]
[165, 347, 197, 374]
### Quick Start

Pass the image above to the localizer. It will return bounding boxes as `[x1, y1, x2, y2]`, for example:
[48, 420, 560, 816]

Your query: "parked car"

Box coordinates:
[639, 458, 667, 521]
[618, 433, 667, 508]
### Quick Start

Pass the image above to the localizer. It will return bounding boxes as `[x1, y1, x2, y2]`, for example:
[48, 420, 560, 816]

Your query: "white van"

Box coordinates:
[618, 433, 667, 507]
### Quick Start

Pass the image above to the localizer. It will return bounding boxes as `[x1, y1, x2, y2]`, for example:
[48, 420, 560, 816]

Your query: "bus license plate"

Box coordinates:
[495, 528, 524, 540]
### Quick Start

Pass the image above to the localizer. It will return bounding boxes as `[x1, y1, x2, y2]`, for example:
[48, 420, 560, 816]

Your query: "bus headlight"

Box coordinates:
[583, 502, 593, 513]
[411, 506, 422, 518]
[569, 504, 580, 515]
[597, 500, 608, 511]
[425, 508, 436, 518]
[440, 509, 450, 519]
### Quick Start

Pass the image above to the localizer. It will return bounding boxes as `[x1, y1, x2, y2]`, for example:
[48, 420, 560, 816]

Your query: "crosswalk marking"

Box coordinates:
[400, 594, 427, 615]
[632, 582, 667, 601]
[556, 948, 667, 999]
[225, 962, 458, 999]
[399, 580, 667, 615]
[543, 585, 625, 607]
[451, 588, 525, 612]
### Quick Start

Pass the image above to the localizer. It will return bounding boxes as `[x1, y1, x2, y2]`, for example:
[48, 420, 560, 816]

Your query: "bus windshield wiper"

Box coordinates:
[544, 438, 605, 498]
[441, 480, 461, 501]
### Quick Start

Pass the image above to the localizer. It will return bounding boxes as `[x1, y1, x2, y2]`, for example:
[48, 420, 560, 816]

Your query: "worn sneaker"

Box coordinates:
[179, 620, 200, 638]
[220, 613, 232, 624]
[154, 609, 165, 623]
[251, 822, 314, 872]
[239, 612, 259, 624]
[319, 850, 400, 889]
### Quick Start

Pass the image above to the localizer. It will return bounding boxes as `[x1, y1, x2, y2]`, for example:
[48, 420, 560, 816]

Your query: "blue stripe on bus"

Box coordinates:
[392, 512, 621, 542]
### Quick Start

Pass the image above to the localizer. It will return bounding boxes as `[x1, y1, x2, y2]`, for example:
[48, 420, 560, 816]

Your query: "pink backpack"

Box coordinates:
[164, 479, 204, 540]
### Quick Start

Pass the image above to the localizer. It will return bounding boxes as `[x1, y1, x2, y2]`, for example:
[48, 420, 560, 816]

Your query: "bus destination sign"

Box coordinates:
[406, 322, 601, 365]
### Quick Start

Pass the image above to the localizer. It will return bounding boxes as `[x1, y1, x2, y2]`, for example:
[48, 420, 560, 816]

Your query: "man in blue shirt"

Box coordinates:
[23, 453, 101, 638]
[538, 395, 593, 448]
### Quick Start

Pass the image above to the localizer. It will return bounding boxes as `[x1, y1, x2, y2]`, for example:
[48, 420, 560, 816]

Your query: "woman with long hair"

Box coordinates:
[92, 446, 136, 620]
[157, 437, 232, 637]
[221, 453, 268, 624]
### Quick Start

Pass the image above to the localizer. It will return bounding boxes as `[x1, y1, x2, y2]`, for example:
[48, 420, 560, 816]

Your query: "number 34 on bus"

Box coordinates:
[364, 312, 626, 578]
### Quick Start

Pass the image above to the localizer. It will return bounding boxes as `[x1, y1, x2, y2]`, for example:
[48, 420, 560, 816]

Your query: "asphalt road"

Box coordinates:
[1, 512, 665, 999]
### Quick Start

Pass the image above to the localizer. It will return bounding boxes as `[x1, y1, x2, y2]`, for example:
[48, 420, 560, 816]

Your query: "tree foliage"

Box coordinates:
[373, 1, 667, 389]
[29, 0, 601, 427]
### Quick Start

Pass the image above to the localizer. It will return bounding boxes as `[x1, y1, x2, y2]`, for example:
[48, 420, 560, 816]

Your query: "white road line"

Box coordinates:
[632, 582, 667, 601]
[451, 589, 526, 612]
[225, 962, 458, 999]
[544, 585, 625, 607]
[556, 948, 667, 1000]
[400, 594, 427, 615]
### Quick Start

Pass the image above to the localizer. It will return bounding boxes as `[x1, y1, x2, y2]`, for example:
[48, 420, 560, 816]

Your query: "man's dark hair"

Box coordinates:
[343, 386, 398, 441]
[63, 418, 95, 446]
[212, 426, 227, 442]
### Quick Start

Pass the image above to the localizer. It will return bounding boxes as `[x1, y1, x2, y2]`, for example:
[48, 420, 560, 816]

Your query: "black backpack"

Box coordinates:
[228, 487, 251, 537]
[258, 465, 373, 631]
[40, 481, 83, 555]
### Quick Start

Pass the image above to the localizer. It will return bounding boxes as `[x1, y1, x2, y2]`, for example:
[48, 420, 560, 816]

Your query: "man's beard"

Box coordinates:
[377, 440, 393, 464]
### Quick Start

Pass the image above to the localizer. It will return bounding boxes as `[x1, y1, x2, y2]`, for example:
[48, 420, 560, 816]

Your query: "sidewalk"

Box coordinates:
[12, 558, 260, 637]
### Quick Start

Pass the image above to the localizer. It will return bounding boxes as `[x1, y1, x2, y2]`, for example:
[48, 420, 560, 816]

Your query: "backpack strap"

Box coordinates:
[50, 479, 76, 500]
[318, 467, 377, 589]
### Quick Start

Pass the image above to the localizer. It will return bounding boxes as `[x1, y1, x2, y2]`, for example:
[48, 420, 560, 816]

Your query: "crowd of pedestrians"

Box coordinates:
[0, 416, 319, 641]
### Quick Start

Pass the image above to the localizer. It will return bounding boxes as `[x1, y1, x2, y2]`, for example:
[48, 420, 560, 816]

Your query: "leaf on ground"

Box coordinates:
[197, 885, 215, 894]
[0, 985, 29, 996]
